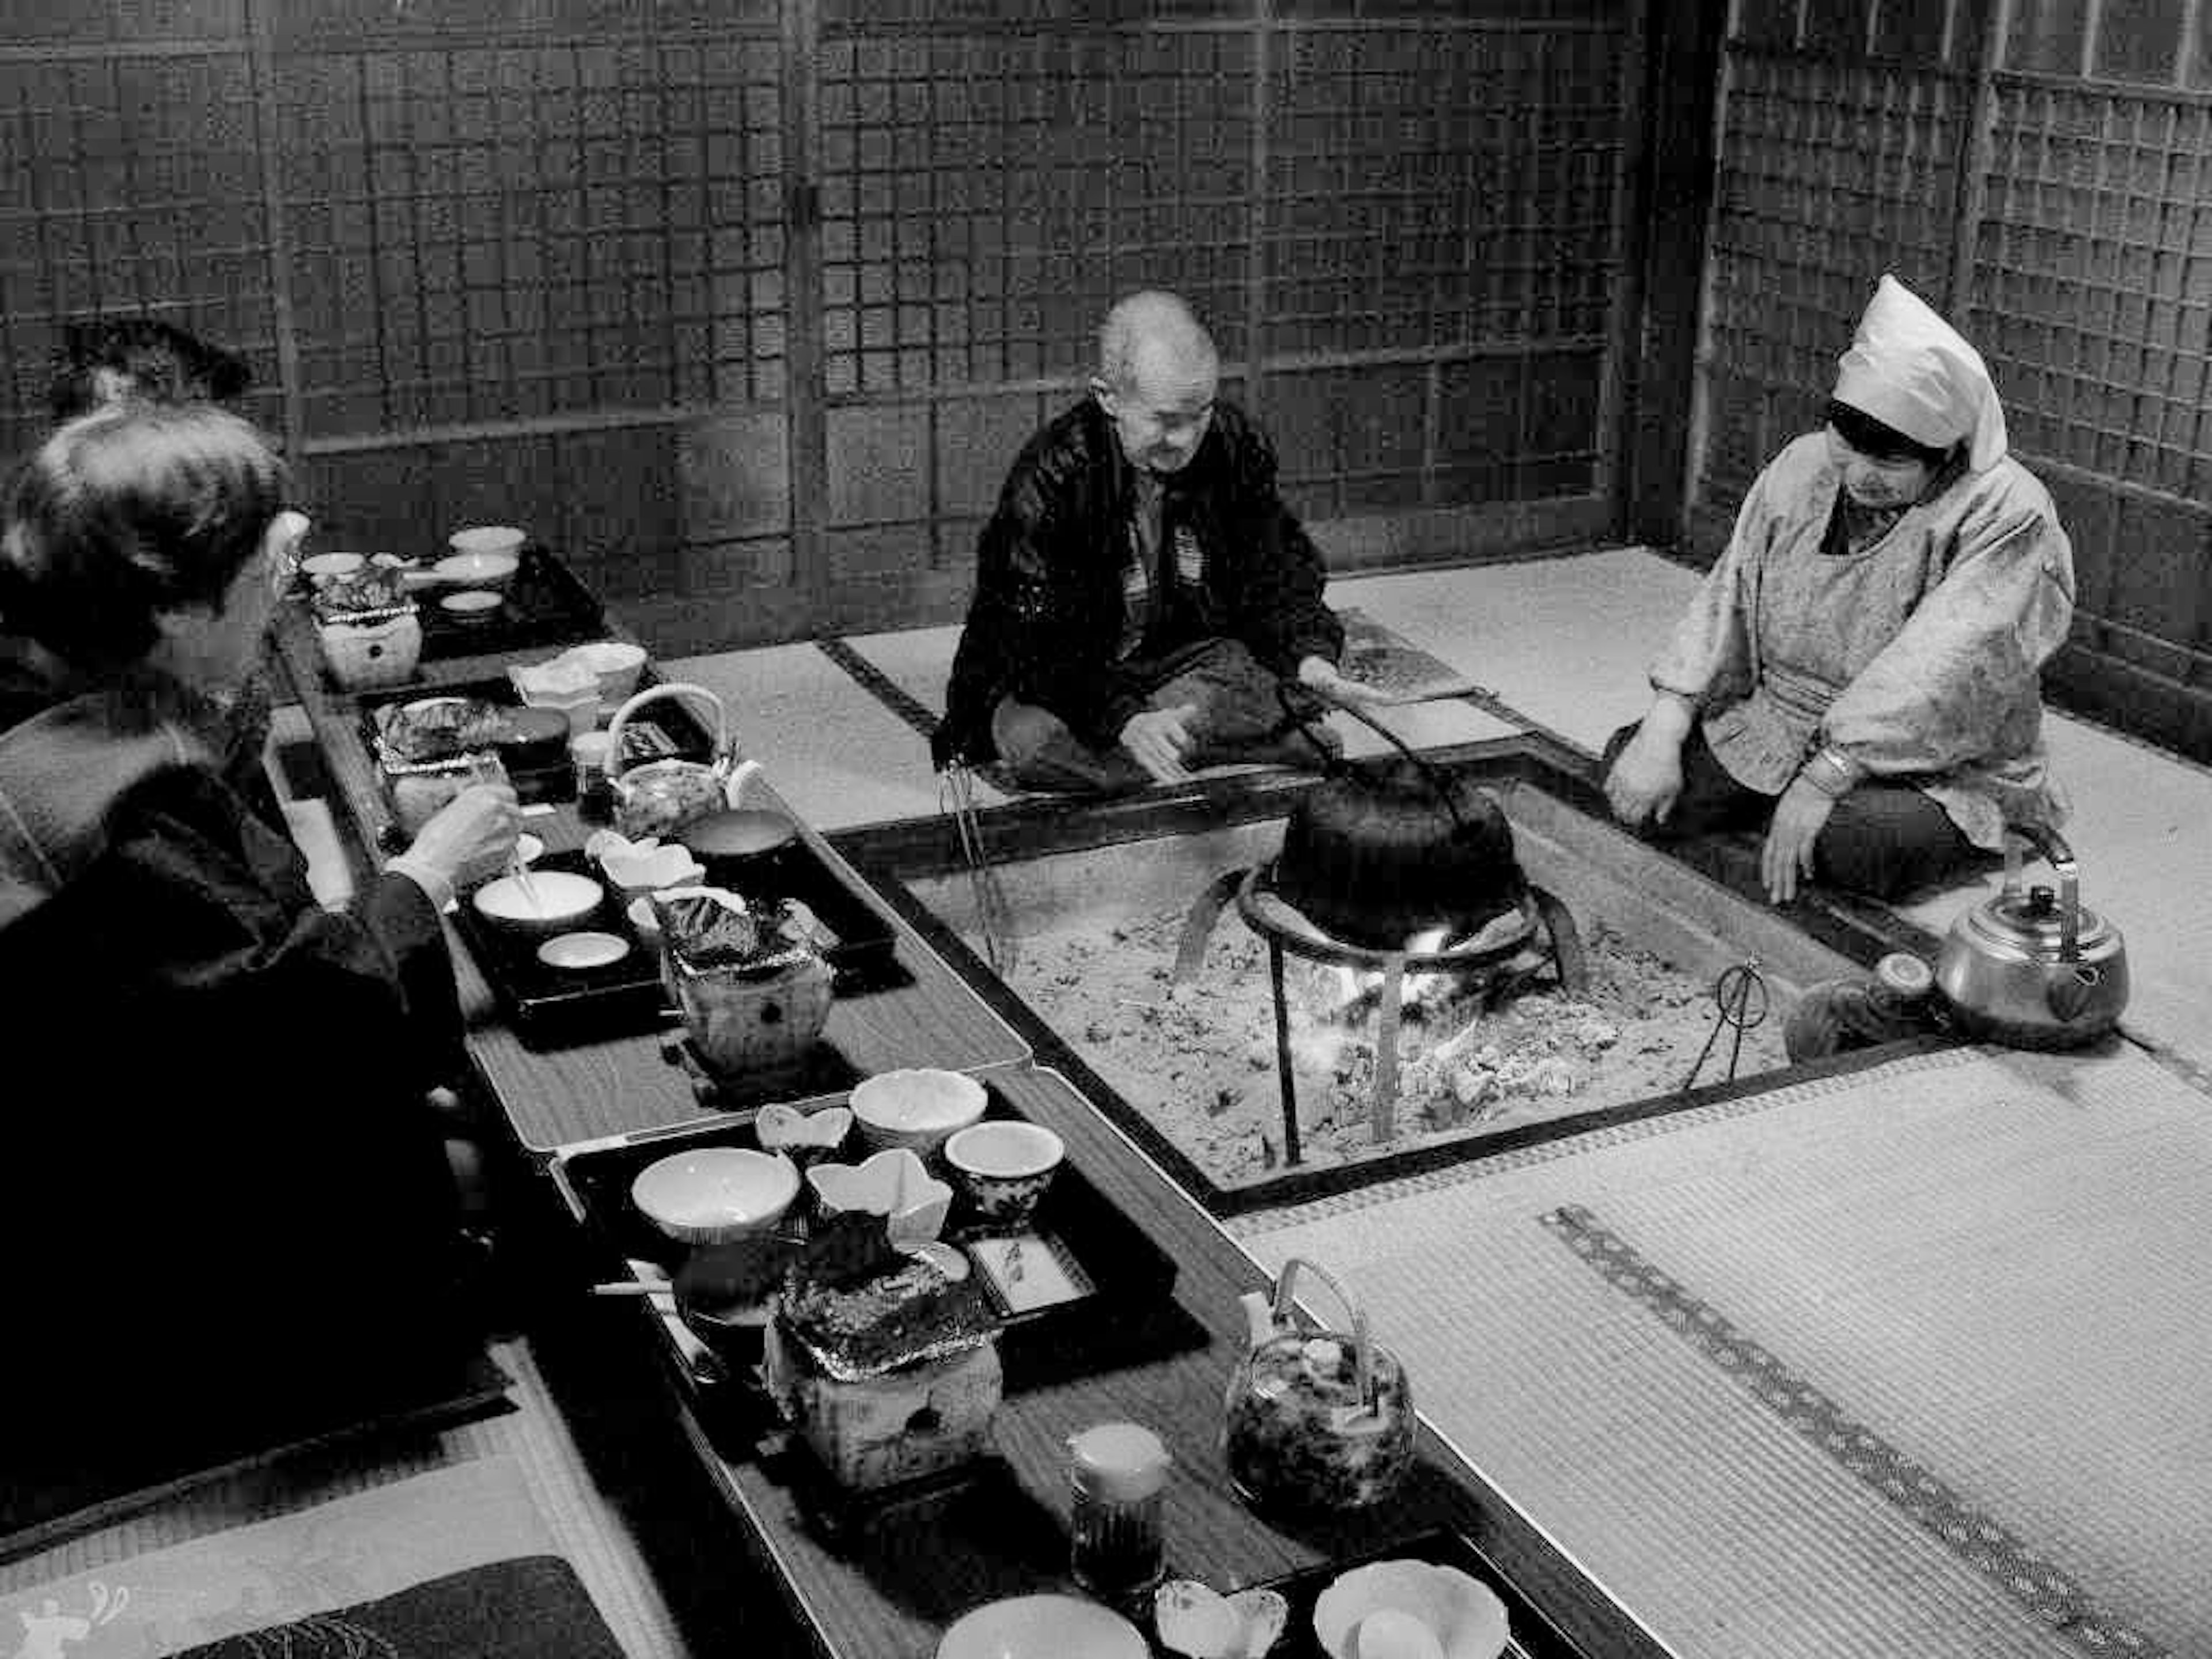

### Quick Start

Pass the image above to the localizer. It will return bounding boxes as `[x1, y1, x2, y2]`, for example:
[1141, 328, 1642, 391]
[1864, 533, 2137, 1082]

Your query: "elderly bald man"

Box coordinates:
[935, 291, 1376, 792]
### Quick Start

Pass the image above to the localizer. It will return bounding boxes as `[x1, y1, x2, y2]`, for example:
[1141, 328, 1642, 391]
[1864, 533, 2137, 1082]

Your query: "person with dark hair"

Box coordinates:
[48, 314, 252, 423]
[934, 290, 1378, 793]
[46, 315, 280, 823]
[0, 404, 521, 1487]
[1603, 274, 2075, 904]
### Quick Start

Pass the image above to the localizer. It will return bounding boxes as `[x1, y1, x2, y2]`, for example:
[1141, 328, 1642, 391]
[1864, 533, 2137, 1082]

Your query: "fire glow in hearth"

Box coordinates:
[887, 745, 1887, 1214]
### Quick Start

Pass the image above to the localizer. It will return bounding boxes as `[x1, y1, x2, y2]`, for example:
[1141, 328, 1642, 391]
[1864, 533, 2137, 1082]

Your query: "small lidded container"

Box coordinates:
[1067, 1421, 1172, 1601]
[570, 729, 615, 823]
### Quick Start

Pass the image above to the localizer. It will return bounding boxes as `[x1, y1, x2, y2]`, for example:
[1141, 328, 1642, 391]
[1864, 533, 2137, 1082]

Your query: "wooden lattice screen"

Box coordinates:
[1693, 0, 2212, 760]
[0, 0, 1647, 657]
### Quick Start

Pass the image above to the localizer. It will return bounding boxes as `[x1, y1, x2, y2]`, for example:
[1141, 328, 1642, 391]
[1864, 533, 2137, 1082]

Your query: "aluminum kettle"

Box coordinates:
[1934, 823, 2127, 1050]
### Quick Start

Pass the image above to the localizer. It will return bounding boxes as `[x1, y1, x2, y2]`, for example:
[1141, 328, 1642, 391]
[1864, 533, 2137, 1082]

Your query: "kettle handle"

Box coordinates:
[604, 682, 730, 783]
[1270, 1256, 1376, 1412]
[1275, 680, 1475, 842]
[2001, 822, 2080, 963]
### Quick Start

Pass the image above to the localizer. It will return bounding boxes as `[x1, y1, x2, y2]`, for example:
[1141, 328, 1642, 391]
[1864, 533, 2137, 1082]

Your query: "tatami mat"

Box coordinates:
[1233, 1042, 2212, 1659]
[658, 642, 942, 831]
[0, 1336, 760, 1659]
[1330, 549, 1702, 753]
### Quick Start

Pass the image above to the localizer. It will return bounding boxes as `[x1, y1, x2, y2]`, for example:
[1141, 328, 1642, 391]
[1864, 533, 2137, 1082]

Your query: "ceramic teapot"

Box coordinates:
[1934, 823, 2128, 1050]
[603, 683, 760, 842]
[1221, 1256, 1414, 1514]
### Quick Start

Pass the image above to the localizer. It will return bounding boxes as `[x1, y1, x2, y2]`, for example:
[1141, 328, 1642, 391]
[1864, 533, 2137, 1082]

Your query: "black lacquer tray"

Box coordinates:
[450, 843, 902, 1047]
[548, 1077, 1186, 1433]
[1247, 1526, 1589, 1659]
[357, 669, 715, 777]
[414, 543, 608, 661]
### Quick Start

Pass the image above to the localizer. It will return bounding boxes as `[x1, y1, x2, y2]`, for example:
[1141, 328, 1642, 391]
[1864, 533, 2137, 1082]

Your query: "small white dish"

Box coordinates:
[938, 1594, 1147, 1659]
[448, 524, 527, 559]
[536, 930, 628, 971]
[471, 869, 602, 934]
[754, 1101, 854, 1159]
[849, 1067, 989, 1156]
[1312, 1562, 1509, 1659]
[439, 588, 505, 622]
[631, 1146, 798, 1245]
[433, 549, 520, 589]
[584, 828, 706, 894]
[1156, 1580, 1289, 1659]
[805, 1147, 952, 1246]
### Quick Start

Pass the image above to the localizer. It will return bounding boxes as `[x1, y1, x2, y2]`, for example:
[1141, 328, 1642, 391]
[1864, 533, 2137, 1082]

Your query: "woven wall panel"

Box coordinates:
[1264, 23, 1623, 357]
[1974, 82, 2211, 502]
[1699, 52, 1965, 505]
[818, 28, 1253, 395]
[0, 52, 274, 458]
[277, 35, 785, 437]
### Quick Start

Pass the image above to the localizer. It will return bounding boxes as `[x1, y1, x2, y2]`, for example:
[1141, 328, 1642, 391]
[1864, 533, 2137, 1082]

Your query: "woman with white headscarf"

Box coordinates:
[1604, 274, 2075, 904]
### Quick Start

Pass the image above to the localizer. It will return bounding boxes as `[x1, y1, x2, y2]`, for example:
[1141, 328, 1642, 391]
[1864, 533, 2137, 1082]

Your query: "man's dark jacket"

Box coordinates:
[934, 397, 1343, 767]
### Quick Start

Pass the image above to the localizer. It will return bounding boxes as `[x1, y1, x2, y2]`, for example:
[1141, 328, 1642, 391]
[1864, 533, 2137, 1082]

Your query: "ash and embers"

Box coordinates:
[1002, 897, 1791, 1190]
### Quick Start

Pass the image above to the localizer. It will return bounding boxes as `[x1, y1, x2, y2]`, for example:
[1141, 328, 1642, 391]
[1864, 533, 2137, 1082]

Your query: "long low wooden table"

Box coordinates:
[271, 605, 1671, 1659]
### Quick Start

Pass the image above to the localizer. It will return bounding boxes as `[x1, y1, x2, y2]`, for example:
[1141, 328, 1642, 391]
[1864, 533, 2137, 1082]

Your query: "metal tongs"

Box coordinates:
[940, 760, 1017, 977]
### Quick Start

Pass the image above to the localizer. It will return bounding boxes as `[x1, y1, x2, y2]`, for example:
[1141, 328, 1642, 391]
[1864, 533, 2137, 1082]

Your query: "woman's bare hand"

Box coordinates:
[1760, 775, 1836, 904]
[1604, 724, 1685, 828]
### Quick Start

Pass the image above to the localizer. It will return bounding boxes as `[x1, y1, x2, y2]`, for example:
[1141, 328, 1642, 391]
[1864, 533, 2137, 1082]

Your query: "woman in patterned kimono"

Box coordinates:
[1604, 274, 2075, 904]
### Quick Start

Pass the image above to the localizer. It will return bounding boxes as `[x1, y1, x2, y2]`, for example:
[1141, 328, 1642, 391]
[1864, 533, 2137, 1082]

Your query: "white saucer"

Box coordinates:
[536, 930, 630, 971]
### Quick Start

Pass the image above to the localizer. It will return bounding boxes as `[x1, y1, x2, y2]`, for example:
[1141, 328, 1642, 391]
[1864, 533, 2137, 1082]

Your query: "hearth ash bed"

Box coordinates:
[895, 757, 1874, 1214]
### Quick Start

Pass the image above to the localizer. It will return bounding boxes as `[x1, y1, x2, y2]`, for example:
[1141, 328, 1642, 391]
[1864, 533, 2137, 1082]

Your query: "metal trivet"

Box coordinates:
[1177, 863, 1588, 1165]
[1679, 957, 1770, 1093]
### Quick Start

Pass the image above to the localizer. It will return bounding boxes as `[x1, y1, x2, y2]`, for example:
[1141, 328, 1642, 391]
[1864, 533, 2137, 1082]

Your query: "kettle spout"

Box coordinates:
[2046, 963, 2104, 1024]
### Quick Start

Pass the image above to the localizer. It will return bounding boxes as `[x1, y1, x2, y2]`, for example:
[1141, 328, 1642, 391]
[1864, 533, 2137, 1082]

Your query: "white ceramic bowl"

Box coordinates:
[942, 1120, 1065, 1227]
[850, 1068, 989, 1157]
[564, 639, 649, 704]
[438, 588, 505, 623]
[470, 869, 603, 935]
[433, 548, 521, 589]
[755, 1102, 853, 1161]
[806, 1146, 953, 1246]
[1312, 1562, 1509, 1659]
[448, 524, 527, 560]
[301, 551, 366, 583]
[631, 1146, 800, 1245]
[937, 1594, 1147, 1659]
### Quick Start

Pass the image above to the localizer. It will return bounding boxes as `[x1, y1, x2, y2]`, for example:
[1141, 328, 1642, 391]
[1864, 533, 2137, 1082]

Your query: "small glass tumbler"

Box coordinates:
[1067, 1421, 1172, 1602]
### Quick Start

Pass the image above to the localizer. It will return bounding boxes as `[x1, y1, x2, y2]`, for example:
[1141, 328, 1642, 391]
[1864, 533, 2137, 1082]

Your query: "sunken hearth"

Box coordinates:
[859, 744, 1915, 1216]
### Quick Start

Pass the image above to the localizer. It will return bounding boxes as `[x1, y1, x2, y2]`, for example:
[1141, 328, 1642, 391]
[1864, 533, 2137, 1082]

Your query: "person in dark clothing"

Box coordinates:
[934, 291, 1379, 793]
[47, 315, 253, 423]
[0, 405, 521, 1494]
[48, 315, 279, 823]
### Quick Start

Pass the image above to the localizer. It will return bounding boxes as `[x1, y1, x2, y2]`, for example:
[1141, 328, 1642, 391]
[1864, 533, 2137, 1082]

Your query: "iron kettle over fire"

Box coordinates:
[1934, 823, 2127, 1050]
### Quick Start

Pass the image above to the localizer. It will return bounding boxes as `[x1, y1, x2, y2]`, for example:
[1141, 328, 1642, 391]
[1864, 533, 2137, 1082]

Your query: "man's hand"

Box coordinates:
[1603, 722, 1687, 828]
[1760, 774, 1836, 905]
[1118, 703, 1197, 783]
[1295, 654, 1388, 706]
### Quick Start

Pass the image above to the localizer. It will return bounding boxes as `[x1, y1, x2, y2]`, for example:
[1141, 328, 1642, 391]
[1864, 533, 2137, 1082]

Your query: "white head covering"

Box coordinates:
[1832, 273, 2009, 472]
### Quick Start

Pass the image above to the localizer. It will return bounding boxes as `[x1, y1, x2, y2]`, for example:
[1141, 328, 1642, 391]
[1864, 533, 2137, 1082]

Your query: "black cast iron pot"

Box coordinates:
[1266, 685, 1527, 949]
